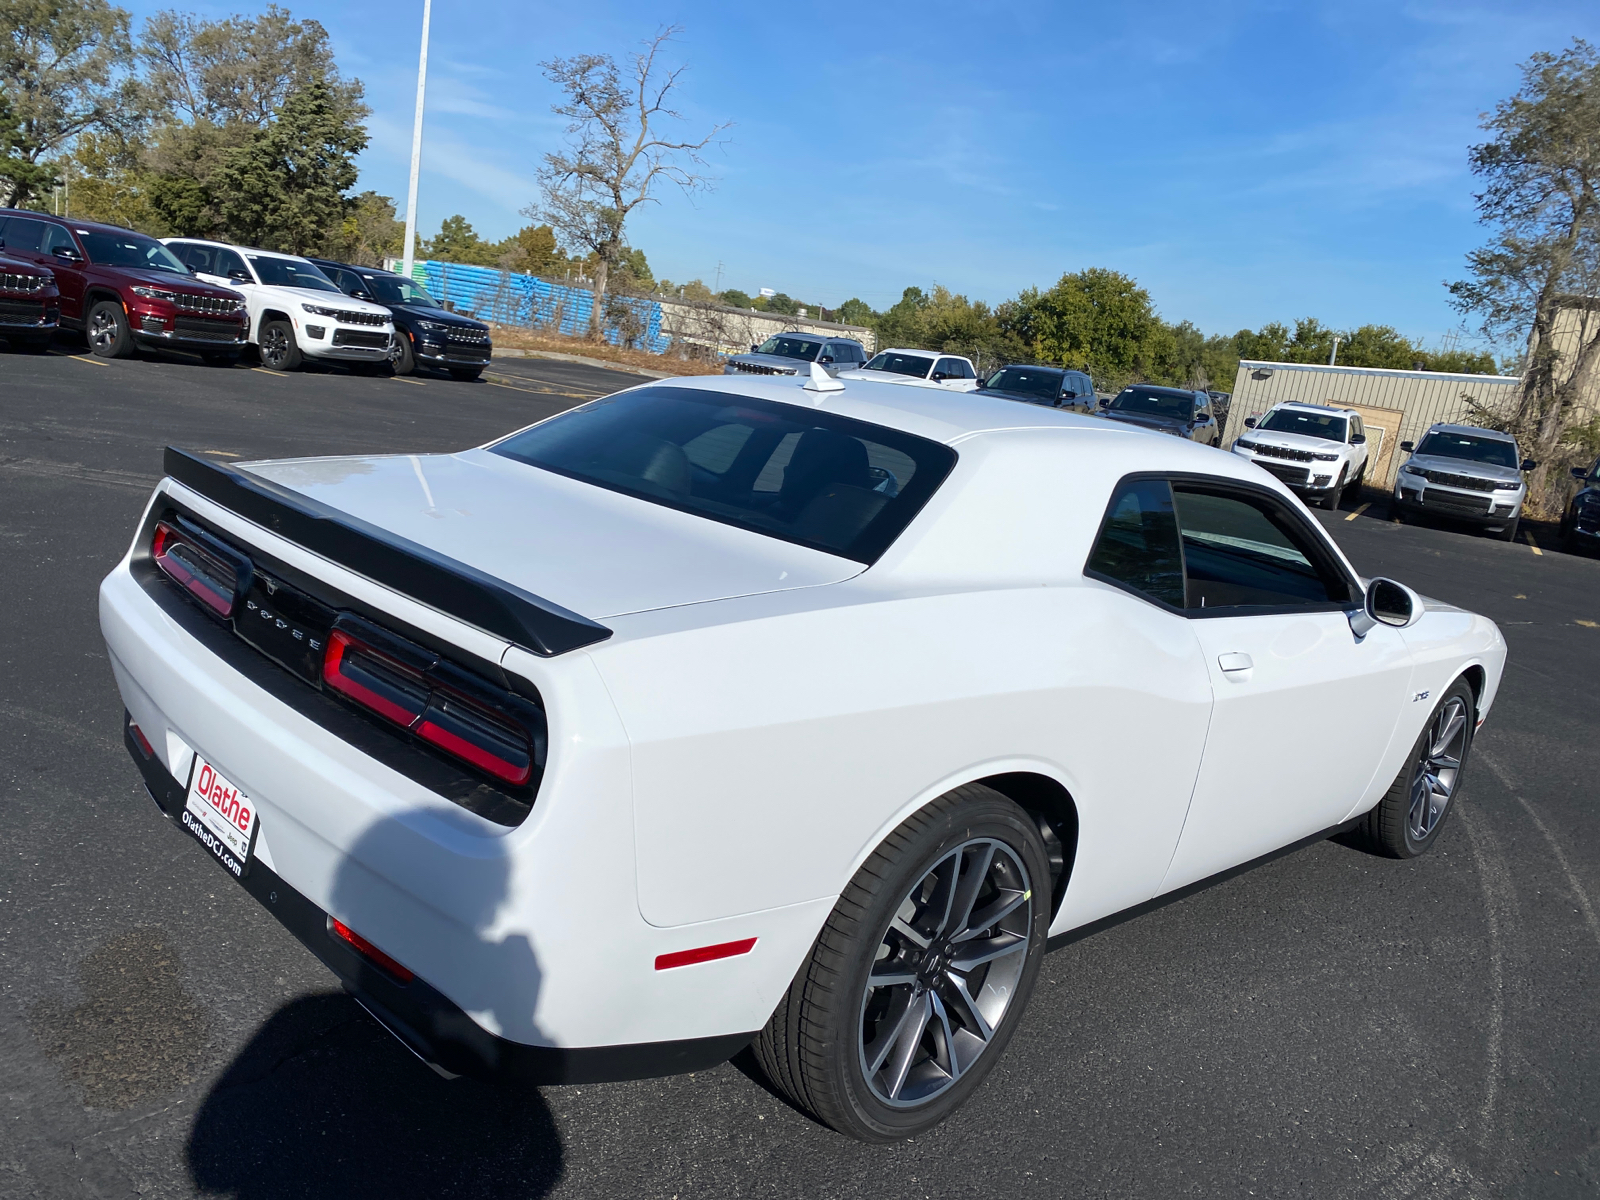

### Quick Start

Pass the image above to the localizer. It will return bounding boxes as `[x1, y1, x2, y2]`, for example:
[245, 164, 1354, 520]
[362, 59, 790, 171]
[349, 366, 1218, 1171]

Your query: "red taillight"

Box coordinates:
[129, 722, 155, 758]
[329, 918, 414, 983]
[322, 622, 537, 787]
[152, 520, 239, 617]
[323, 629, 428, 727]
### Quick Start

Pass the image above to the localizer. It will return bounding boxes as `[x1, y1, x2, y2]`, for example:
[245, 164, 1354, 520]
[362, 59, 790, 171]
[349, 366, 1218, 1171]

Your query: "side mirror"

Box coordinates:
[52, 245, 83, 263]
[1573, 466, 1591, 482]
[1350, 433, 1366, 444]
[1243, 417, 1256, 428]
[1399, 440, 1414, 453]
[931, 372, 947, 381]
[353, 289, 374, 301]
[1349, 576, 1422, 638]
[1521, 459, 1538, 471]
[750, 343, 759, 353]
[228, 269, 250, 282]
[1099, 397, 1110, 407]
[819, 355, 834, 364]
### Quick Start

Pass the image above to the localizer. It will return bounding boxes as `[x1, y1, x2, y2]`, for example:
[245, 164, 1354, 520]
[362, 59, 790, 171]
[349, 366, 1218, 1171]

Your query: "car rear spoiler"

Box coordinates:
[162, 447, 612, 657]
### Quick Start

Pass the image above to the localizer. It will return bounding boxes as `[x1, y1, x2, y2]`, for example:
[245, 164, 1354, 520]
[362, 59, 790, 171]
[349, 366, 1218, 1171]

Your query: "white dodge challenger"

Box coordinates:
[100, 364, 1505, 1141]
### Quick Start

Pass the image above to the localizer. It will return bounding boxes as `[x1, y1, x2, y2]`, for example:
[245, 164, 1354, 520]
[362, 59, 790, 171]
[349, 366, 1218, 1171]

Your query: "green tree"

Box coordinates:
[1010, 268, 1157, 384]
[718, 287, 751, 309]
[496, 222, 566, 276]
[765, 291, 799, 315]
[321, 189, 402, 265]
[835, 296, 875, 327]
[0, 87, 59, 206]
[422, 214, 497, 265]
[0, 0, 135, 204]
[1450, 39, 1600, 509]
[212, 78, 364, 253]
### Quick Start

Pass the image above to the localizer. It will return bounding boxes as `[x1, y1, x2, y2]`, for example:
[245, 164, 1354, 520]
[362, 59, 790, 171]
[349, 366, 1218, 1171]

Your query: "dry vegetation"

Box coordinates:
[488, 324, 720, 377]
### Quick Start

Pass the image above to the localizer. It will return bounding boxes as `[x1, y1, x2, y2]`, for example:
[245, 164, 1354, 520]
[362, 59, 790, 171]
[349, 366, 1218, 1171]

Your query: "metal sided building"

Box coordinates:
[1222, 361, 1524, 490]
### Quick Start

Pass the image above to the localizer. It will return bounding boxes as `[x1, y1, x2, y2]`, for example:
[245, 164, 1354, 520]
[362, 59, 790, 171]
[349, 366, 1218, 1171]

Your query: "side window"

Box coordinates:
[213, 248, 246, 278]
[1171, 487, 1349, 610]
[1350, 416, 1363, 442]
[934, 358, 959, 379]
[42, 224, 77, 256]
[1085, 479, 1185, 608]
[843, 342, 864, 363]
[2, 217, 46, 252]
[171, 243, 206, 270]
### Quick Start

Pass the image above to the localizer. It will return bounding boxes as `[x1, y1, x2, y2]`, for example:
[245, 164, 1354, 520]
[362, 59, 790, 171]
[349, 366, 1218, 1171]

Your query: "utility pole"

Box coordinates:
[1329, 336, 1342, 367]
[400, 0, 432, 280]
[714, 260, 724, 293]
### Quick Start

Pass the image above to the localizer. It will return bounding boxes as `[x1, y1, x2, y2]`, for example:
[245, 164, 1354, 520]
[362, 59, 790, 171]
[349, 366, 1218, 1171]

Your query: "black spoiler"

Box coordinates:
[162, 447, 612, 657]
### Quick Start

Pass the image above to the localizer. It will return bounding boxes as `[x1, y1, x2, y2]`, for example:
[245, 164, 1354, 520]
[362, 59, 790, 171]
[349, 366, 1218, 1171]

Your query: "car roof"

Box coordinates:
[628, 372, 1219, 448]
[1, 208, 146, 237]
[164, 237, 313, 263]
[1272, 401, 1356, 416]
[1121, 383, 1196, 397]
[1424, 423, 1517, 442]
[311, 257, 400, 279]
[992, 364, 1066, 374]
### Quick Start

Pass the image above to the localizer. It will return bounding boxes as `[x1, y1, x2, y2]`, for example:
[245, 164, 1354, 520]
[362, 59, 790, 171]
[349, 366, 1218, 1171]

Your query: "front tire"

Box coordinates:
[1321, 468, 1346, 510]
[258, 320, 302, 371]
[1351, 679, 1475, 858]
[754, 784, 1050, 1142]
[87, 300, 134, 358]
[1496, 517, 1520, 542]
[389, 331, 416, 375]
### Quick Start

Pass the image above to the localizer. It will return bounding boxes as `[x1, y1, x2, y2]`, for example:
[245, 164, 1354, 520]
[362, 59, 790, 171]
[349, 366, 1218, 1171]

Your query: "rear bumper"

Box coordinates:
[126, 720, 753, 1084]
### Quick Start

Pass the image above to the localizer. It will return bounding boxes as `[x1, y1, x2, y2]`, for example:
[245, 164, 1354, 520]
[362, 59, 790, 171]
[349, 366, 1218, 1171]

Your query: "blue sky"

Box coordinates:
[127, 0, 1600, 346]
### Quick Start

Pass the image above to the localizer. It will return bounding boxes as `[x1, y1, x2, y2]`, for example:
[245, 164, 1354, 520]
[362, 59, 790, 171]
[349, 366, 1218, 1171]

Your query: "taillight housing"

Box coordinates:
[151, 518, 251, 617]
[322, 615, 541, 788]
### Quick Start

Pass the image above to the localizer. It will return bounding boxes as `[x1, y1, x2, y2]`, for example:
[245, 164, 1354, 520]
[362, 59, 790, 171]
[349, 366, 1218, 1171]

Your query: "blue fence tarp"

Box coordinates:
[406, 260, 668, 353]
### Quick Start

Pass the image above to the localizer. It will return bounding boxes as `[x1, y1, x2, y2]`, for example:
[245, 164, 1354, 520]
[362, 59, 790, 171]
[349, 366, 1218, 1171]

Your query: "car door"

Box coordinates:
[39, 223, 87, 320]
[1070, 477, 1216, 927]
[1158, 479, 1414, 892]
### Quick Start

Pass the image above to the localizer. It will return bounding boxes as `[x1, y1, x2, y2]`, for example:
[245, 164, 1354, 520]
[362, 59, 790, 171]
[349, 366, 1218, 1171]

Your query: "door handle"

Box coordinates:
[1218, 652, 1253, 673]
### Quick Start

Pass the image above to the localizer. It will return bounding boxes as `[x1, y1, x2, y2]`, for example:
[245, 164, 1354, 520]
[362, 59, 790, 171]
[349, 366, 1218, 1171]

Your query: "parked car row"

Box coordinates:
[0, 208, 492, 379]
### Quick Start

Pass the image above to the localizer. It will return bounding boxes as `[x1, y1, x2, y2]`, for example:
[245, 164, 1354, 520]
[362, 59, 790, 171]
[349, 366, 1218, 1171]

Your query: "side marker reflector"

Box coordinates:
[329, 917, 415, 983]
[654, 937, 757, 971]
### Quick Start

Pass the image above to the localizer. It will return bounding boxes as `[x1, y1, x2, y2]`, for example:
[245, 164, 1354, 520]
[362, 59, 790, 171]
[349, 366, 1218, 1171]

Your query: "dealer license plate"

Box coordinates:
[181, 755, 259, 878]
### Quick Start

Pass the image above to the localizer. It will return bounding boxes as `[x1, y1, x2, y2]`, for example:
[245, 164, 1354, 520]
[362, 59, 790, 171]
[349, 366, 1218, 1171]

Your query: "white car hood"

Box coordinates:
[252, 286, 391, 321]
[237, 448, 863, 620]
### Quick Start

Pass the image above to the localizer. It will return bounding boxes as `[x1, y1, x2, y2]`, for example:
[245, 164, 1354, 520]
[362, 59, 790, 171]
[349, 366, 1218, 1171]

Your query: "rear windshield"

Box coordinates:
[1257, 408, 1347, 442]
[983, 367, 1063, 397]
[491, 387, 958, 563]
[1415, 432, 1518, 469]
[248, 255, 340, 291]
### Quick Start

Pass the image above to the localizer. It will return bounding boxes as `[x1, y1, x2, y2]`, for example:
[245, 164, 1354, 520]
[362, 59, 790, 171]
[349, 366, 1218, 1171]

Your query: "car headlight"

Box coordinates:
[1313, 451, 1341, 461]
[1493, 480, 1521, 490]
[416, 319, 452, 333]
[1234, 439, 1257, 451]
[1400, 463, 1423, 475]
[132, 286, 178, 302]
[301, 303, 341, 317]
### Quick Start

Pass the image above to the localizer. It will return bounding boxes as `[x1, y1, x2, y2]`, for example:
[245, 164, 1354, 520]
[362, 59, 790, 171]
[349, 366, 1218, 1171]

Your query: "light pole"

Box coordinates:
[1329, 335, 1342, 367]
[400, 0, 432, 279]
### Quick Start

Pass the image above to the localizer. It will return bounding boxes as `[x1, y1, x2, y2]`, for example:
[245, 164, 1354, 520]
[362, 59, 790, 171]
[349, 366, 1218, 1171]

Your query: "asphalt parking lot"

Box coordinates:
[2, 345, 1597, 1200]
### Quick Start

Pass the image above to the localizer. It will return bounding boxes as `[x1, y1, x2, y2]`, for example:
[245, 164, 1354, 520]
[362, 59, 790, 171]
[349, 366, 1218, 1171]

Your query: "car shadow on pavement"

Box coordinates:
[186, 813, 565, 1198]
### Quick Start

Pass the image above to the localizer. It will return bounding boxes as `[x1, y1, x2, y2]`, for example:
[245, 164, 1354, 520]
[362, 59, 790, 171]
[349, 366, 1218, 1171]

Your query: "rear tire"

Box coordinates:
[1350, 679, 1475, 859]
[258, 320, 302, 371]
[448, 366, 482, 382]
[86, 300, 134, 358]
[753, 784, 1050, 1142]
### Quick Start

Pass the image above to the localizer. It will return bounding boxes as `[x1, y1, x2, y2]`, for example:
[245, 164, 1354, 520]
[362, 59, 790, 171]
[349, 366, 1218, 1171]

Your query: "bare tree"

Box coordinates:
[527, 26, 728, 339]
[1450, 40, 1600, 510]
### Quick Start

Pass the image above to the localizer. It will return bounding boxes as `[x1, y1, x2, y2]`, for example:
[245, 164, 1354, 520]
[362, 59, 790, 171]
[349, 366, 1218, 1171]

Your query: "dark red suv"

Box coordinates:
[0, 247, 59, 353]
[0, 210, 247, 363]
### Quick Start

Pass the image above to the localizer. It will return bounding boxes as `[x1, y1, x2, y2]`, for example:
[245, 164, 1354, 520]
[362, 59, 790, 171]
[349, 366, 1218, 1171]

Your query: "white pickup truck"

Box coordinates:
[163, 239, 395, 372]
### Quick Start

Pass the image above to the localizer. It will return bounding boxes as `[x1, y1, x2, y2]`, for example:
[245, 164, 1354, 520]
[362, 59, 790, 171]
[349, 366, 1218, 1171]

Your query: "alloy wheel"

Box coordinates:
[1409, 696, 1468, 841]
[89, 309, 118, 352]
[858, 838, 1033, 1107]
[261, 327, 289, 367]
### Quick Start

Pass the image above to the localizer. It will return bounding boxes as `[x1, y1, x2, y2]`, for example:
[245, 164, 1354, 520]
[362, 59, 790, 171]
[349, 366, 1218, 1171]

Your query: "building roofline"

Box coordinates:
[1239, 359, 1520, 385]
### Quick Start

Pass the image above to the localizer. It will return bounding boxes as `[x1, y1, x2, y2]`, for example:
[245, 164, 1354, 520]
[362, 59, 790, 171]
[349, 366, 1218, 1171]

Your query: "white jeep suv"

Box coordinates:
[164, 239, 394, 372]
[839, 348, 980, 391]
[1231, 402, 1370, 510]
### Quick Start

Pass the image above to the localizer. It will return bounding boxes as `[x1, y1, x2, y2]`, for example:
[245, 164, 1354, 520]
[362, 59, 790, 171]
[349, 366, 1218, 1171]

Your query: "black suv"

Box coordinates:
[977, 364, 1097, 413]
[308, 258, 491, 380]
[1561, 456, 1600, 556]
[0, 210, 246, 361]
